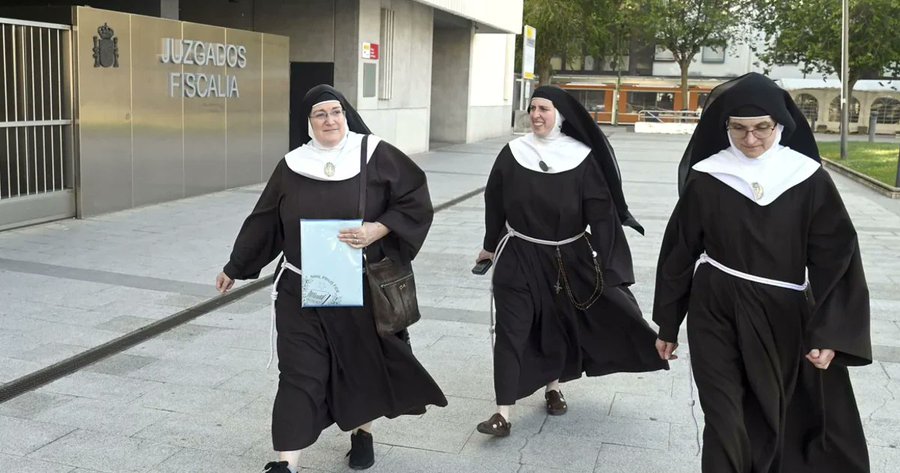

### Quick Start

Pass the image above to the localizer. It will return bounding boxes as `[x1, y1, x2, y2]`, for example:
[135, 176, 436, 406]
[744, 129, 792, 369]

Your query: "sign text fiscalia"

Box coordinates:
[160, 38, 247, 98]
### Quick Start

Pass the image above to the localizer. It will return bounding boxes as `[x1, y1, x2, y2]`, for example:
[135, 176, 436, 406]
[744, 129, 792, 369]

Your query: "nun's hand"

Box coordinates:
[806, 348, 835, 370]
[339, 222, 390, 249]
[215, 271, 235, 294]
[477, 249, 494, 262]
[655, 338, 679, 361]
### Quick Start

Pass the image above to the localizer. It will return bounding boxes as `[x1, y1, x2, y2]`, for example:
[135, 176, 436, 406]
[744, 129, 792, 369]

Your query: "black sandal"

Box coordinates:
[545, 390, 568, 415]
[476, 412, 511, 437]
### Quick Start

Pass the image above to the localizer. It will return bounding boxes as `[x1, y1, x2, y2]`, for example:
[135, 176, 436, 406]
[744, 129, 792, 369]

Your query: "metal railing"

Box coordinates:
[636, 109, 701, 124]
[0, 17, 73, 201]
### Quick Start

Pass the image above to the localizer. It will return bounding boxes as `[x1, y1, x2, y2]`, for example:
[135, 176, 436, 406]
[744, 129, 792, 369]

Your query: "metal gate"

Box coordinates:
[0, 17, 74, 231]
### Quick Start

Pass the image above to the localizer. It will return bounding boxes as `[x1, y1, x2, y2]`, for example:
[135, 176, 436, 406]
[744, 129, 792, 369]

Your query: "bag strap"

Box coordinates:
[358, 134, 369, 219]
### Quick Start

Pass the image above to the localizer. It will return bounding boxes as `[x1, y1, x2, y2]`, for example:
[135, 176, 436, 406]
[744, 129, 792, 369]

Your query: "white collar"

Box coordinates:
[508, 116, 591, 175]
[284, 131, 381, 181]
[692, 142, 821, 206]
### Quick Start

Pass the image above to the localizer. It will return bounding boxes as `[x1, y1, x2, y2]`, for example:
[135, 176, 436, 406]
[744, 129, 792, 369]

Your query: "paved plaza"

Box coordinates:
[1, 131, 899, 472]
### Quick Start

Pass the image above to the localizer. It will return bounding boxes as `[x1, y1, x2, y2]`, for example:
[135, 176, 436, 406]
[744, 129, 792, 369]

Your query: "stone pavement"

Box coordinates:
[1, 131, 899, 472]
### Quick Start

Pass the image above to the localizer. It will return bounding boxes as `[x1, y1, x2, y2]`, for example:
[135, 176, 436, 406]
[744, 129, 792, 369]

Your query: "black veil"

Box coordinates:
[532, 86, 643, 234]
[677, 72, 819, 194]
[298, 84, 372, 144]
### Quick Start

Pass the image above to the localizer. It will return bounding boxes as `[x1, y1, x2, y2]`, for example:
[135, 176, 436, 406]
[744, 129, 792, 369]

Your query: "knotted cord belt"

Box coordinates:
[489, 222, 604, 347]
[267, 258, 302, 368]
[695, 251, 808, 291]
[683, 251, 809, 455]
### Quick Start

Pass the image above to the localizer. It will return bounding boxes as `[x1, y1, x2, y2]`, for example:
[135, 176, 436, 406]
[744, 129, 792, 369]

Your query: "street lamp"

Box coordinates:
[840, 0, 849, 160]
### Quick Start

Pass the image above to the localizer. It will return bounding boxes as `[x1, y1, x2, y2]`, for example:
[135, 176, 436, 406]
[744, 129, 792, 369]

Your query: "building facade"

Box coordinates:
[552, 39, 899, 133]
[0, 0, 522, 229]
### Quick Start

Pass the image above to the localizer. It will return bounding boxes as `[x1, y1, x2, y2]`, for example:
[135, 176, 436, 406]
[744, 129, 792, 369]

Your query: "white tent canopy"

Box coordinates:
[777, 77, 899, 92]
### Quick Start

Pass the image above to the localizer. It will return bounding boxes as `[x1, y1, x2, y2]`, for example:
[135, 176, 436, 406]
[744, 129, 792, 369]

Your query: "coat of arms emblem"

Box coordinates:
[92, 23, 119, 68]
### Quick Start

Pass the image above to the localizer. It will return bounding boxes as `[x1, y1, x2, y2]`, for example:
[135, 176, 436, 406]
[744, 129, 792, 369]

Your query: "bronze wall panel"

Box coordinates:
[75, 7, 133, 216]
[261, 33, 289, 174]
[224, 28, 261, 187]
[182, 22, 227, 196]
[73, 7, 287, 216]
[131, 15, 183, 206]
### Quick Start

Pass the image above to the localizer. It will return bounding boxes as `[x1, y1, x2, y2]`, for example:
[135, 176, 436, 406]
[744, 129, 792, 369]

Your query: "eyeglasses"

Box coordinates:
[310, 109, 345, 122]
[726, 122, 776, 140]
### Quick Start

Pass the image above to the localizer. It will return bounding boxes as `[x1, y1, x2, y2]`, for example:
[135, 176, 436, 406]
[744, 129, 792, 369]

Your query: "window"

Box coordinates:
[656, 93, 675, 110]
[565, 56, 583, 71]
[626, 91, 674, 113]
[571, 90, 606, 112]
[795, 94, 818, 122]
[550, 56, 562, 71]
[701, 46, 726, 63]
[871, 97, 900, 125]
[828, 96, 860, 123]
[378, 8, 394, 100]
[654, 46, 674, 62]
[583, 56, 595, 71]
[631, 43, 655, 76]
[696, 92, 710, 111]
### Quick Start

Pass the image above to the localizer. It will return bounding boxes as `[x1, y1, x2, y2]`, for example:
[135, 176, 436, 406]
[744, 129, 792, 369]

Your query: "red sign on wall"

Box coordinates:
[362, 42, 379, 60]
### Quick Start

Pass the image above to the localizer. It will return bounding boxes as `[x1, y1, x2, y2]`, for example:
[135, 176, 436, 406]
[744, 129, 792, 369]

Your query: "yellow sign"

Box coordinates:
[523, 25, 536, 80]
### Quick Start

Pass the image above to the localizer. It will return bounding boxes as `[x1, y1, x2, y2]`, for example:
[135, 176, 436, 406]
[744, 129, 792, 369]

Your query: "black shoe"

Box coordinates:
[545, 390, 567, 415]
[476, 413, 511, 437]
[347, 429, 375, 470]
[262, 461, 291, 473]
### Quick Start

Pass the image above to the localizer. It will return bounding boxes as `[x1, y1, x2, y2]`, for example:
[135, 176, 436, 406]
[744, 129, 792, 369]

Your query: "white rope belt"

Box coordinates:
[489, 222, 586, 346]
[268, 258, 302, 368]
[685, 252, 806, 453]
[493, 222, 585, 269]
[696, 252, 808, 292]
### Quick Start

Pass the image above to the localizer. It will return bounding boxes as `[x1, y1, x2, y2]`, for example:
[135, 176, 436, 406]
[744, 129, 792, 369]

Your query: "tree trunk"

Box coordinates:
[679, 61, 690, 110]
[537, 60, 553, 86]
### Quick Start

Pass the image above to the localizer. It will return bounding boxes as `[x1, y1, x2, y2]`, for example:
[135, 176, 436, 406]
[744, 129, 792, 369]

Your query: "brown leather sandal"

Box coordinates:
[545, 390, 568, 415]
[476, 412, 511, 437]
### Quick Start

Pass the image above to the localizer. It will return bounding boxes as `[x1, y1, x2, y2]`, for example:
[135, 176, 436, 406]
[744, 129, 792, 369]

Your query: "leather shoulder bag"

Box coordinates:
[358, 135, 422, 336]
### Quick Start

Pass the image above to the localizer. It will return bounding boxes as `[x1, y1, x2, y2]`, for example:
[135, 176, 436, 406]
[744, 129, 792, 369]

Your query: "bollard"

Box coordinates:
[895, 145, 900, 188]
[869, 113, 877, 143]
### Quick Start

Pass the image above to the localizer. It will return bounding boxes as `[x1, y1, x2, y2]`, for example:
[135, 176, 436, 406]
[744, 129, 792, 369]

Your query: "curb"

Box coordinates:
[0, 186, 489, 404]
[821, 157, 900, 199]
[0, 277, 271, 403]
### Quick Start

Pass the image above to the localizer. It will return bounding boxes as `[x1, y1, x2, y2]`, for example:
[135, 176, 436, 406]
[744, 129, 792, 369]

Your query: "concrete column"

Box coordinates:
[429, 26, 472, 143]
[334, 0, 360, 107]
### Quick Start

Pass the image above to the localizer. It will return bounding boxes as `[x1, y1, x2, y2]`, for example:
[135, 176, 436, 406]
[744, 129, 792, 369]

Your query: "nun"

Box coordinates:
[653, 72, 871, 472]
[475, 85, 668, 436]
[215, 84, 447, 472]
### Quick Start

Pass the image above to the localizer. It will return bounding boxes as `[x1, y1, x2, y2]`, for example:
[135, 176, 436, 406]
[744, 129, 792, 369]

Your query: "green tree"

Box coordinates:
[599, 1, 657, 123]
[750, 0, 900, 95]
[522, 0, 619, 84]
[648, 0, 747, 109]
[584, 1, 654, 71]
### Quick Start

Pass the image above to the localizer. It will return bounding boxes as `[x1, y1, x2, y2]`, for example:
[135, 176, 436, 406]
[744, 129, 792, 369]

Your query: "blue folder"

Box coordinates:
[300, 219, 364, 307]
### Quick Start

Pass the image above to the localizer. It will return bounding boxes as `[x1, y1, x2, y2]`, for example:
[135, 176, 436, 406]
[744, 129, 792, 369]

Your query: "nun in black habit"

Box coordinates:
[216, 84, 447, 472]
[653, 72, 871, 472]
[475, 86, 668, 436]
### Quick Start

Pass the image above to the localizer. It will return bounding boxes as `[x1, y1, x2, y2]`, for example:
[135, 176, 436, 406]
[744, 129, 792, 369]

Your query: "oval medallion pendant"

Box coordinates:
[324, 162, 336, 177]
[751, 182, 764, 200]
